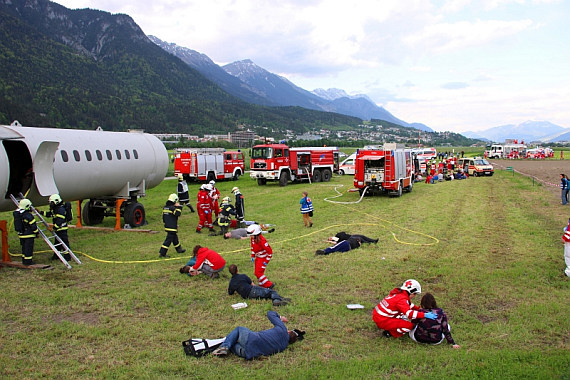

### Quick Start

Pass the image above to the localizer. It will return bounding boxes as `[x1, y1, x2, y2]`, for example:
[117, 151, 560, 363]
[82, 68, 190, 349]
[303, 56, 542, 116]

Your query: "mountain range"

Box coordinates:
[0, 0, 364, 135]
[463, 120, 570, 144]
[148, 36, 432, 131]
[1, 0, 561, 144]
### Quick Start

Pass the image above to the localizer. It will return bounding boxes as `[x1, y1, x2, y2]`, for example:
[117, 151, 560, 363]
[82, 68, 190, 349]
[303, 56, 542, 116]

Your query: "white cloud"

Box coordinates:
[404, 19, 534, 54]
[52, 0, 570, 132]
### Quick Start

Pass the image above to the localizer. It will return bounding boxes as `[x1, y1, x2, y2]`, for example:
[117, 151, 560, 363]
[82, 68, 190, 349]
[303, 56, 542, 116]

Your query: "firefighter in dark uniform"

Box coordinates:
[15, 198, 39, 265]
[159, 194, 186, 258]
[177, 174, 195, 212]
[44, 194, 72, 261]
[214, 196, 236, 236]
[232, 187, 245, 227]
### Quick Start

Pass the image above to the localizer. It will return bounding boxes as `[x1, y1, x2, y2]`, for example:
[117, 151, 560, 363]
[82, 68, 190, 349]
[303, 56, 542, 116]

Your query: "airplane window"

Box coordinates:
[106, 150, 112, 160]
[124, 150, 131, 159]
[96, 150, 103, 161]
[61, 150, 69, 162]
[73, 150, 80, 162]
[133, 150, 139, 159]
[85, 150, 92, 161]
[116, 150, 122, 160]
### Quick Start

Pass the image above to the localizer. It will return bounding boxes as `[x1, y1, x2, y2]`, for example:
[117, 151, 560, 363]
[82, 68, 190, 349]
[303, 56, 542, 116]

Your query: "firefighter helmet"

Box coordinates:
[18, 198, 32, 210]
[222, 196, 231, 204]
[232, 187, 239, 193]
[177, 173, 183, 181]
[168, 193, 179, 203]
[246, 224, 262, 236]
[400, 279, 421, 294]
[49, 194, 62, 205]
[205, 184, 213, 191]
[209, 180, 216, 187]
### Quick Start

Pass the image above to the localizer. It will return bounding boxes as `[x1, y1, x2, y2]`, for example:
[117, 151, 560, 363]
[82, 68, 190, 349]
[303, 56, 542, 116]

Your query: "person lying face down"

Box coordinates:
[316, 236, 361, 255]
[211, 311, 305, 360]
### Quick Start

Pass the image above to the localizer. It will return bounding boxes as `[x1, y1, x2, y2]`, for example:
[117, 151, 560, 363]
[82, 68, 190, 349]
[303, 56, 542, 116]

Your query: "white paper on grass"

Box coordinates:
[346, 304, 364, 309]
[232, 302, 248, 310]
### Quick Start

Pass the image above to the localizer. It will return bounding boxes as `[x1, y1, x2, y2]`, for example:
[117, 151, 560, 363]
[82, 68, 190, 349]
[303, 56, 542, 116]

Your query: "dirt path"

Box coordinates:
[489, 159, 570, 191]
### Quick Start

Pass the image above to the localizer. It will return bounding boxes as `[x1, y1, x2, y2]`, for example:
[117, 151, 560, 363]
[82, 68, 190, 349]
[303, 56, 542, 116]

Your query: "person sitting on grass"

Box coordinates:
[227, 264, 290, 306]
[315, 237, 361, 255]
[409, 292, 460, 349]
[179, 245, 225, 279]
[211, 310, 305, 359]
[372, 279, 437, 338]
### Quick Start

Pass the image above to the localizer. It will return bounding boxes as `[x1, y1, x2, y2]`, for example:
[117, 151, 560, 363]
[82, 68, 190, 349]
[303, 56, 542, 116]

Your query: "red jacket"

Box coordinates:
[197, 189, 211, 211]
[373, 288, 426, 321]
[192, 247, 226, 271]
[251, 234, 273, 260]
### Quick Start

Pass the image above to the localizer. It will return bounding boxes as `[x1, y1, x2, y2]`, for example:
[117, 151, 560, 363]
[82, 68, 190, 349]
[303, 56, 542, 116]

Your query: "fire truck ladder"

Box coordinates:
[10, 194, 81, 269]
[384, 154, 392, 181]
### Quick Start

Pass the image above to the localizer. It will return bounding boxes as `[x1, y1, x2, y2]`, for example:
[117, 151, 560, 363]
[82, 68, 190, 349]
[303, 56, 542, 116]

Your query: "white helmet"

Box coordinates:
[200, 184, 206, 190]
[168, 193, 179, 203]
[232, 187, 239, 193]
[246, 224, 262, 236]
[177, 174, 183, 181]
[222, 196, 231, 204]
[18, 198, 32, 210]
[49, 194, 62, 205]
[401, 279, 421, 294]
[205, 184, 213, 191]
[209, 180, 216, 187]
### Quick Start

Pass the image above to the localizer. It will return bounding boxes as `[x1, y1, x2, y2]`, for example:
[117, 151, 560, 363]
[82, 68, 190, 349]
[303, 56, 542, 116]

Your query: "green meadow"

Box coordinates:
[1, 169, 568, 379]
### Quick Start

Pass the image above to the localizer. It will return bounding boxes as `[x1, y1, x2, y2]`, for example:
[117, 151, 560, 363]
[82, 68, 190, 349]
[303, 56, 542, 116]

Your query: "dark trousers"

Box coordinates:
[159, 231, 182, 256]
[20, 237, 35, 264]
[54, 229, 70, 251]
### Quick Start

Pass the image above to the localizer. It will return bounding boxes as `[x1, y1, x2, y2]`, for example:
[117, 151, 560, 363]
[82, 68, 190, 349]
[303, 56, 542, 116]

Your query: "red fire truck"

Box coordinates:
[250, 143, 339, 186]
[353, 144, 414, 197]
[174, 148, 244, 182]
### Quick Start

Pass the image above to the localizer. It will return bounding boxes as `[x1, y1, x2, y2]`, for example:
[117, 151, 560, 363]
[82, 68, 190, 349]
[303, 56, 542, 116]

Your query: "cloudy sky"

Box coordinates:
[55, 0, 569, 133]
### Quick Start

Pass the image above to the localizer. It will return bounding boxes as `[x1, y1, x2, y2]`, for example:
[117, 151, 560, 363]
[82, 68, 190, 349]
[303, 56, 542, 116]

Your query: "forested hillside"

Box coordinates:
[0, 0, 360, 133]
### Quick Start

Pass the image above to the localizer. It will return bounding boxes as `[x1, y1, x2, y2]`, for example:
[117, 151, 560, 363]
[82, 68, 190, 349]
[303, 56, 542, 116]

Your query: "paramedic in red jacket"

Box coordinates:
[248, 224, 274, 288]
[196, 184, 214, 233]
[372, 279, 437, 338]
[181, 245, 226, 279]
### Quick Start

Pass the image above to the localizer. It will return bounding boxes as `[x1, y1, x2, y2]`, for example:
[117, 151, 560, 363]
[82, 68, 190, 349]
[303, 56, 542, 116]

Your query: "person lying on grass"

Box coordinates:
[211, 311, 304, 360]
[332, 231, 378, 244]
[315, 237, 361, 255]
[227, 264, 290, 306]
[409, 292, 460, 349]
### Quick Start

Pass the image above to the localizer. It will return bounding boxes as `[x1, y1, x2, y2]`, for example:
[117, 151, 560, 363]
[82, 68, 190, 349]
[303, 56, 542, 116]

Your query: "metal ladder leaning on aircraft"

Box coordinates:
[10, 194, 81, 269]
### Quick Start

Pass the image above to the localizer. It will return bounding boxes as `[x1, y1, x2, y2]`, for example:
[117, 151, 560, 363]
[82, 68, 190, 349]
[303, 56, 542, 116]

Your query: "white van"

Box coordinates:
[411, 148, 437, 161]
[338, 153, 356, 175]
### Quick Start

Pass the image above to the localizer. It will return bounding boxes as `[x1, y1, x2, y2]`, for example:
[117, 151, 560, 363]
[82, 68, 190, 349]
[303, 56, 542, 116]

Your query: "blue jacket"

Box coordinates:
[244, 311, 289, 359]
[300, 196, 313, 214]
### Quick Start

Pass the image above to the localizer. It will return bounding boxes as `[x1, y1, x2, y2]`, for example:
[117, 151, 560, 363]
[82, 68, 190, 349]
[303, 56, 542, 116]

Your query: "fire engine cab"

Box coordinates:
[353, 144, 414, 197]
[250, 143, 338, 186]
[174, 148, 244, 182]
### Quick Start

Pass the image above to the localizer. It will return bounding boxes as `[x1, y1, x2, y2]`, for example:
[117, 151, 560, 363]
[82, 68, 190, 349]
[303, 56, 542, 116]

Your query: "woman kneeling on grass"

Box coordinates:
[409, 292, 460, 349]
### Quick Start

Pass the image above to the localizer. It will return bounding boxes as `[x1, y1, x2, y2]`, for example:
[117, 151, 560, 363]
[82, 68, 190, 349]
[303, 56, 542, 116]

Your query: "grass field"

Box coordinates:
[1, 168, 569, 379]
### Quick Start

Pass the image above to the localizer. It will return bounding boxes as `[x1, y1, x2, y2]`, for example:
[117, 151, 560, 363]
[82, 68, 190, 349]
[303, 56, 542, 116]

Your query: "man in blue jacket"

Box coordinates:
[212, 311, 304, 359]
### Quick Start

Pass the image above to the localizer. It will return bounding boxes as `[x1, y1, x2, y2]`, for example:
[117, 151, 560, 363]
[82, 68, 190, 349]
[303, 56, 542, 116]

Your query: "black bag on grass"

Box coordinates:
[182, 337, 225, 358]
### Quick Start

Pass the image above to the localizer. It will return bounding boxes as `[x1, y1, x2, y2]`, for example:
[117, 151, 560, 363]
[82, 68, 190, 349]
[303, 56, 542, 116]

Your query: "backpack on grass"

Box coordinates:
[182, 337, 225, 358]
